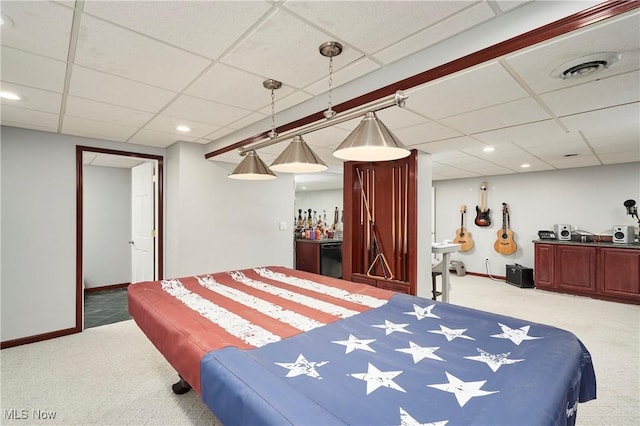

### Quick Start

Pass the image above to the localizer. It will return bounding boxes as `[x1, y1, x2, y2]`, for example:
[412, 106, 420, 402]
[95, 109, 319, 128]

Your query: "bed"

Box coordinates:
[128, 266, 596, 426]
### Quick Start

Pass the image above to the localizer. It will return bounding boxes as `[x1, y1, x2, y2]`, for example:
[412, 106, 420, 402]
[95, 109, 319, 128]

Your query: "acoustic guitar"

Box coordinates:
[474, 181, 491, 227]
[494, 203, 517, 255]
[453, 205, 474, 252]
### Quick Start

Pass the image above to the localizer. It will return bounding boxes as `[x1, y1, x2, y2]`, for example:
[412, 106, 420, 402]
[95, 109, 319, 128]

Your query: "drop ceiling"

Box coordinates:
[1, 1, 638, 191]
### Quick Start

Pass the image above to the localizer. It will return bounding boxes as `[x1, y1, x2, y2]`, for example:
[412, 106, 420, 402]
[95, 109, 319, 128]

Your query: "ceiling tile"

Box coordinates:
[413, 136, 486, 154]
[373, 105, 427, 130]
[127, 129, 197, 149]
[225, 112, 269, 132]
[439, 97, 551, 134]
[303, 57, 380, 96]
[83, 0, 272, 59]
[299, 126, 351, 149]
[495, 1, 531, 13]
[406, 61, 529, 119]
[74, 15, 211, 91]
[143, 115, 221, 139]
[431, 163, 481, 180]
[540, 71, 640, 117]
[560, 103, 640, 141]
[544, 155, 601, 169]
[473, 119, 579, 147]
[62, 116, 138, 142]
[374, 2, 496, 64]
[598, 151, 640, 164]
[65, 96, 154, 128]
[521, 140, 592, 158]
[162, 95, 251, 127]
[0, 82, 62, 114]
[68, 66, 177, 113]
[186, 63, 296, 110]
[0, 1, 73, 61]
[0, 47, 66, 92]
[590, 140, 640, 154]
[0, 105, 59, 131]
[285, 0, 471, 55]
[258, 91, 314, 116]
[220, 8, 361, 89]
[394, 121, 463, 146]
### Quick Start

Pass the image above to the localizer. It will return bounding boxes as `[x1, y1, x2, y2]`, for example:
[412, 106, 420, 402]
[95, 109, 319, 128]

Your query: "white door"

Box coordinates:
[131, 162, 155, 283]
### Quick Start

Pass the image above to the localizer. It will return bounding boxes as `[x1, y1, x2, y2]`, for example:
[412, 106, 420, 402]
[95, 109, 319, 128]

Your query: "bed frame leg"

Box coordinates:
[171, 376, 192, 395]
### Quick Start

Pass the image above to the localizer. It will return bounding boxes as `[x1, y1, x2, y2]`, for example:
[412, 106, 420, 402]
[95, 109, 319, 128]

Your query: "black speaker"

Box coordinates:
[554, 224, 571, 241]
[612, 225, 634, 244]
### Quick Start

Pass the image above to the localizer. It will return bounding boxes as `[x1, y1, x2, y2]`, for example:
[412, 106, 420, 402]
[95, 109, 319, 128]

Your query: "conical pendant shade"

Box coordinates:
[228, 150, 276, 180]
[333, 111, 410, 161]
[270, 135, 328, 173]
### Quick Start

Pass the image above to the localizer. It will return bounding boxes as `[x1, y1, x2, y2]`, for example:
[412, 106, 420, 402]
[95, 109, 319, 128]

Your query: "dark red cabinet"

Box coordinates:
[534, 242, 639, 304]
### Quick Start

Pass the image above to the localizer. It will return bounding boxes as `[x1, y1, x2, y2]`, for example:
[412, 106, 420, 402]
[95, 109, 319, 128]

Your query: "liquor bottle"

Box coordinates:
[307, 209, 313, 228]
[297, 209, 303, 228]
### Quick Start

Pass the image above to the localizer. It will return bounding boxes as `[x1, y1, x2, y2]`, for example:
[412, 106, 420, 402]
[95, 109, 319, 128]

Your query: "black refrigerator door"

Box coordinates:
[320, 243, 342, 279]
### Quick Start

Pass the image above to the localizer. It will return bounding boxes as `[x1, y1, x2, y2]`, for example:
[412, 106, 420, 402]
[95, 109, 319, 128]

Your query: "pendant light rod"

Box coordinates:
[238, 90, 407, 156]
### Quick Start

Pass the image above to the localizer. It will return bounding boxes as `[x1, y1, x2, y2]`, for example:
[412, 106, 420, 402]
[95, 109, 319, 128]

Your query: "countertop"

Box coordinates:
[295, 238, 343, 244]
[533, 239, 640, 249]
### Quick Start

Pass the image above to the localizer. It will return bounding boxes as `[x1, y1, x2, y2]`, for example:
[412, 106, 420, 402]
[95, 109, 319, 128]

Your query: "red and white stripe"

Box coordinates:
[196, 275, 324, 332]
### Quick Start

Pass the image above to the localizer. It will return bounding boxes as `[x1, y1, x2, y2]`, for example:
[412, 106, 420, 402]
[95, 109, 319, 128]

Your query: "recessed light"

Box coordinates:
[520, 163, 531, 168]
[482, 146, 495, 153]
[0, 91, 21, 100]
[176, 125, 191, 132]
[0, 13, 15, 27]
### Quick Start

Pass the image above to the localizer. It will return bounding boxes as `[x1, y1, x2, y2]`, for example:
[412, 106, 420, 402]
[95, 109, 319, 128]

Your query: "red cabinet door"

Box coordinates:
[554, 245, 597, 294]
[534, 243, 554, 289]
[599, 248, 640, 302]
[295, 241, 320, 274]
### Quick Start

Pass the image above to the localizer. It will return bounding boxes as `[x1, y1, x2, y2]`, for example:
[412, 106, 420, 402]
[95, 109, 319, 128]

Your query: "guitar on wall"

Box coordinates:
[453, 205, 474, 252]
[474, 181, 491, 227]
[494, 202, 517, 255]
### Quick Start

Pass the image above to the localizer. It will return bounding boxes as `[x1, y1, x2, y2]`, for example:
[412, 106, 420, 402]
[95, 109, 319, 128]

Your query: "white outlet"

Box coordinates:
[279, 221, 287, 230]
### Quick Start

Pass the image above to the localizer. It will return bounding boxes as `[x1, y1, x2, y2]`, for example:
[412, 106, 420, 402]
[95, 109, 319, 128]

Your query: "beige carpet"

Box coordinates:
[1, 274, 638, 425]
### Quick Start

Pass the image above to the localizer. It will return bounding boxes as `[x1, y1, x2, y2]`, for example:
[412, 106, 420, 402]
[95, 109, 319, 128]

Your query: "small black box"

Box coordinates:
[506, 264, 534, 288]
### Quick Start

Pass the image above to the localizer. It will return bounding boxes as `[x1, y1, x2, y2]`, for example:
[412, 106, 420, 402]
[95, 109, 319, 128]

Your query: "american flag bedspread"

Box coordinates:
[129, 266, 596, 426]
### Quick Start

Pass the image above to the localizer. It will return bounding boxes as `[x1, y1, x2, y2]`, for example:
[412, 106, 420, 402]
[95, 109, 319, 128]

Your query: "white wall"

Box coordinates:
[165, 141, 295, 278]
[294, 189, 343, 227]
[83, 165, 131, 288]
[0, 126, 164, 342]
[433, 162, 640, 277]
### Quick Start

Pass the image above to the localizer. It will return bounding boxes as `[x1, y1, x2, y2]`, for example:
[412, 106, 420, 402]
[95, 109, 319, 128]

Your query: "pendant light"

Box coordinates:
[228, 79, 282, 180]
[270, 135, 328, 173]
[267, 75, 328, 173]
[318, 41, 410, 162]
[333, 111, 411, 161]
[228, 150, 276, 180]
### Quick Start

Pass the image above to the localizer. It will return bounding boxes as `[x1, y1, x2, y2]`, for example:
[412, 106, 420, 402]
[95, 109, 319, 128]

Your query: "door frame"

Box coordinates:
[76, 145, 164, 332]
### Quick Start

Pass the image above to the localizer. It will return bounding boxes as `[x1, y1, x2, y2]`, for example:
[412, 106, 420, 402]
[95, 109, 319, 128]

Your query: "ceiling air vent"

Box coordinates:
[550, 53, 621, 80]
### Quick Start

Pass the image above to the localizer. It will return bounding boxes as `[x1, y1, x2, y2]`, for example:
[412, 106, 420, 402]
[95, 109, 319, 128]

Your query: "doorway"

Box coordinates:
[76, 146, 164, 332]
